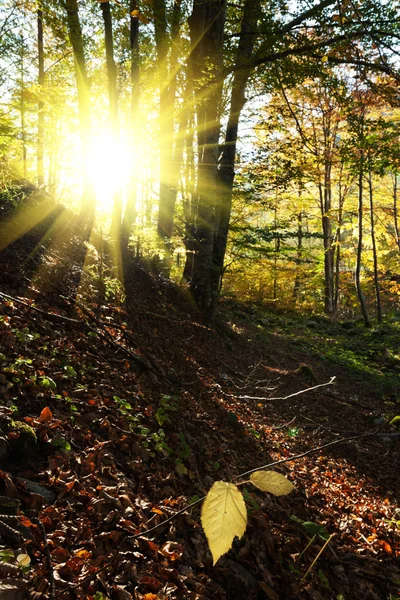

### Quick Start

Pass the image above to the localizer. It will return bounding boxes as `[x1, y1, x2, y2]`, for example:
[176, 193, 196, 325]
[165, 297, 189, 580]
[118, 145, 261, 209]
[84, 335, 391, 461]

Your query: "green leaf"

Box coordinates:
[302, 521, 330, 540]
[201, 481, 247, 565]
[175, 462, 188, 475]
[0, 550, 15, 563]
[250, 470, 294, 496]
[51, 437, 71, 451]
[39, 376, 57, 390]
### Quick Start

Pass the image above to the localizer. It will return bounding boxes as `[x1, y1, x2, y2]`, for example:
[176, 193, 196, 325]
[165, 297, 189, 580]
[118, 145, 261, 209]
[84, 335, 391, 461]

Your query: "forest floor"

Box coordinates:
[0, 211, 399, 600]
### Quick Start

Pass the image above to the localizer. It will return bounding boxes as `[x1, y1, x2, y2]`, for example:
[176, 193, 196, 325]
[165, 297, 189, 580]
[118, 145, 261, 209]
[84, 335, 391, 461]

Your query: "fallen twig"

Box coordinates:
[300, 533, 335, 584]
[32, 517, 55, 600]
[235, 376, 336, 401]
[235, 426, 382, 479]
[0, 290, 83, 326]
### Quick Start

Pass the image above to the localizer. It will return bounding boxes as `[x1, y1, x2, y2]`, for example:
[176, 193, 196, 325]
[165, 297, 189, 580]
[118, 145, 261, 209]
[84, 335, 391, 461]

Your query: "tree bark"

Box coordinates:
[121, 1, 140, 252]
[355, 149, 371, 327]
[188, 0, 226, 310]
[209, 0, 261, 313]
[368, 165, 382, 322]
[64, 0, 93, 218]
[393, 171, 400, 254]
[100, 1, 122, 248]
[37, 8, 45, 187]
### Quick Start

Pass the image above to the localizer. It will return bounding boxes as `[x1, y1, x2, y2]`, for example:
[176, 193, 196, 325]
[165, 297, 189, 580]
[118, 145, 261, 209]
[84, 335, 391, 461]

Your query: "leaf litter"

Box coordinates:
[0, 225, 398, 599]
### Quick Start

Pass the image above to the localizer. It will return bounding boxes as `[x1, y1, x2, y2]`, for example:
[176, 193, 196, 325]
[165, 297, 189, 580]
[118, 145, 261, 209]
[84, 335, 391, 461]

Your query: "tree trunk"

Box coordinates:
[20, 32, 27, 180]
[393, 171, 400, 254]
[334, 184, 343, 312]
[368, 166, 382, 322]
[100, 1, 121, 247]
[153, 0, 173, 252]
[37, 8, 45, 186]
[121, 1, 140, 252]
[209, 0, 261, 313]
[355, 151, 371, 327]
[153, 0, 183, 270]
[64, 0, 93, 218]
[293, 205, 303, 301]
[188, 0, 226, 311]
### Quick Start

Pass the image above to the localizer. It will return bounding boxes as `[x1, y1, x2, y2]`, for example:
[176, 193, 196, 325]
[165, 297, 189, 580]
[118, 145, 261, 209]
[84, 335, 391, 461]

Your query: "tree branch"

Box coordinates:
[235, 376, 336, 401]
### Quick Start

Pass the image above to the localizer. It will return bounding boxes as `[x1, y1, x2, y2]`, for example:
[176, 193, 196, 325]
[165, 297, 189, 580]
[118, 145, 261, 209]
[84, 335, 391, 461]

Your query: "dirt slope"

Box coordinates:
[0, 221, 398, 600]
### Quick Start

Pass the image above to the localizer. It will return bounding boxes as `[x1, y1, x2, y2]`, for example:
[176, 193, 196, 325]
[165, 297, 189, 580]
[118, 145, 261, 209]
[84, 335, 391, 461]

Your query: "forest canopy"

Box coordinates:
[1, 0, 400, 320]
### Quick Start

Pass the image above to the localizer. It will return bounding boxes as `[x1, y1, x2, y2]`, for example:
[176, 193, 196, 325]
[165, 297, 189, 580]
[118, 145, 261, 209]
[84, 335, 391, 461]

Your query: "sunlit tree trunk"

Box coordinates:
[368, 164, 382, 322]
[182, 113, 196, 283]
[393, 171, 400, 254]
[19, 32, 27, 179]
[100, 1, 121, 246]
[153, 0, 183, 271]
[121, 2, 140, 252]
[356, 148, 371, 327]
[37, 7, 45, 186]
[293, 191, 303, 301]
[334, 180, 343, 312]
[64, 0, 93, 219]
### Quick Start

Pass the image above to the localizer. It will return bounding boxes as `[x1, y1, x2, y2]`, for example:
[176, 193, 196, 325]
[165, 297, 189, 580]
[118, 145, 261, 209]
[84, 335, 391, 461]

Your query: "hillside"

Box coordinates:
[0, 217, 399, 600]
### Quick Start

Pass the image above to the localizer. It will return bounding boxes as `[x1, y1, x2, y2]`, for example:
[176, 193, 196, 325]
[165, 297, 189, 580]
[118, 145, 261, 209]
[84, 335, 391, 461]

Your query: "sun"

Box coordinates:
[87, 129, 131, 214]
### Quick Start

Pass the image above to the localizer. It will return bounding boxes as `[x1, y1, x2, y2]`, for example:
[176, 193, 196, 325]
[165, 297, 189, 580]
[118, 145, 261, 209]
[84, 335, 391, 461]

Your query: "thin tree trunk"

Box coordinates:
[121, 1, 140, 252]
[20, 33, 27, 179]
[293, 208, 303, 301]
[322, 170, 335, 315]
[368, 166, 382, 322]
[356, 151, 371, 327]
[64, 0, 93, 218]
[153, 0, 173, 257]
[393, 170, 400, 254]
[37, 8, 45, 186]
[101, 1, 122, 249]
[334, 186, 343, 312]
[182, 114, 196, 283]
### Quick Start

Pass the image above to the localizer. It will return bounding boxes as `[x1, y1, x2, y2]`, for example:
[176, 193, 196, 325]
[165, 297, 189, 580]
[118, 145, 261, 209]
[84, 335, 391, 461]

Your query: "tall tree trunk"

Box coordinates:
[154, 0, 183, 270]
[153, 0, 172, 245]
[293, 202, 303, 301]
[188, 0, 226, 310]
[100, 1, 121, 246]
[20, 32, 27, 179]
[182, 114, 196, 283]
[37, 8, 45, 186]
[334, 183, 343, 312]
[356, 151, 371, 327]
[64, 0, 93, 219]
[368, 166, 382, 322]
[121, 1, 140, 252]
[209, 0, 261, 312]
[393, 170, 400, 254]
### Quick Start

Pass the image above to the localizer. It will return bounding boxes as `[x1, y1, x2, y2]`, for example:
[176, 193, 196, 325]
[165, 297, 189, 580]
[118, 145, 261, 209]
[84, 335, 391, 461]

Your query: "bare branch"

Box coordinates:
[236, 376, 336, 401]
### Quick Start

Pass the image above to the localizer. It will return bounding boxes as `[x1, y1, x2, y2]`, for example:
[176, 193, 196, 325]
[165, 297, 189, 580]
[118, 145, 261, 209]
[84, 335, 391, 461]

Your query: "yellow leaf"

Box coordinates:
[17, 553, 31, 567]
[131, 9, 139, 17]
[321, 55, 329, 63]
[201, 481, 247, 565]
[250, 470, 294, 496]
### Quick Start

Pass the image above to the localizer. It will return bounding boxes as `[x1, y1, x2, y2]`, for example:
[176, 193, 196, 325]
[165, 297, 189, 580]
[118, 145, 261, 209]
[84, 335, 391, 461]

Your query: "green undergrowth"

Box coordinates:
[230, 304, 400, 394]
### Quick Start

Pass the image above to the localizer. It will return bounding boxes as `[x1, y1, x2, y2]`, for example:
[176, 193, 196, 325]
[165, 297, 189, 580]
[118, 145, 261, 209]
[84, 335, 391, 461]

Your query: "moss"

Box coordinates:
[390, 415, 400, 430]
[295, 364, 316, 382]
[8, 420, 37, 459]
